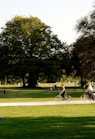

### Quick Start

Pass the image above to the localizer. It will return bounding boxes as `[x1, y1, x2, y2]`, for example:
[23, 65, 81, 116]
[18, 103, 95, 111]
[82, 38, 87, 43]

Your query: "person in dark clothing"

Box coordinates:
[59, 84, 66, 99]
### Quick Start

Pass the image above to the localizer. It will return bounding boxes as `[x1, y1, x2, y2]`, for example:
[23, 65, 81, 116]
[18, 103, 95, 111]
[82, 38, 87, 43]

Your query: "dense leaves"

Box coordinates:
[73, 7, 95, 82]
[0, 16, 69, 87]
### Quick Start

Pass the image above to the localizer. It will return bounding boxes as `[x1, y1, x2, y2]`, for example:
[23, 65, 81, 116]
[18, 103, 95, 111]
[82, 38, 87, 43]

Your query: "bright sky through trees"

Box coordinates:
[0, 0, 94, 44]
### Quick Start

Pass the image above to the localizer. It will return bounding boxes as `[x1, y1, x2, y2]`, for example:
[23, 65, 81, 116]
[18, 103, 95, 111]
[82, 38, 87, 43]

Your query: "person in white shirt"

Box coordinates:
[84, 83, 95, 100]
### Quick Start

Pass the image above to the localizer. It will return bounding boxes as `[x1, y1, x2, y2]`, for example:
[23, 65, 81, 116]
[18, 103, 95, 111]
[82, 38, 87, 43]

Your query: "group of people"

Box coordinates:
[56, 82, 95, 101]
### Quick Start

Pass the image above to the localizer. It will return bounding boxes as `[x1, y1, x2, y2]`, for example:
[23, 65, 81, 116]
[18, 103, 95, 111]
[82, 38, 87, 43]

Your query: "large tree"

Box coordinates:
[72, 7, 95, 82]
[0, 16, 66, 87]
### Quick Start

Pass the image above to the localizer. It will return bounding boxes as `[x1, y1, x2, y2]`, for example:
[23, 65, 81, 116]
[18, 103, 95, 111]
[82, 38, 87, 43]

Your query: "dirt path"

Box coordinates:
[0, 100, 95, 107]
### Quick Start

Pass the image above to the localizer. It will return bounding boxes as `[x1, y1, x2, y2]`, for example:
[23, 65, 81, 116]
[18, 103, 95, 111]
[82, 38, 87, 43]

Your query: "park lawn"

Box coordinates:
[0, 86, 83, 102]
[0, 104, 95, 139]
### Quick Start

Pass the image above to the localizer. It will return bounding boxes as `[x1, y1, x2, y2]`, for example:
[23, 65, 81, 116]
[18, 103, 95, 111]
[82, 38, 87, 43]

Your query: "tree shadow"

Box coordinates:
[0, 116, 95, 139]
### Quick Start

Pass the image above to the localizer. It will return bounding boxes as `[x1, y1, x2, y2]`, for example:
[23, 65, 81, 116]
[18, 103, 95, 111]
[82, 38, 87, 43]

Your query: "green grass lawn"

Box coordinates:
[0, 86, 95, 139]
[0, 104, 95, 139]
[0, 86, 83, 102]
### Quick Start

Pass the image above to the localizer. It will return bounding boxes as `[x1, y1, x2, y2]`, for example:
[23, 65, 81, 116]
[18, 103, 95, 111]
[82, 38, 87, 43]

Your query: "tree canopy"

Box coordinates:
[72, 7, 95, 83]
[0, 16, 70, 87]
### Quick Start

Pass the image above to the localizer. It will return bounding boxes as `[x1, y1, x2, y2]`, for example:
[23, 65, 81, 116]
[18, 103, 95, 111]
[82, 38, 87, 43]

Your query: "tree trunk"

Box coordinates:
[28, 72, 38, 88]
[80, 76, 86, 87]
[21, 74, 26, 87]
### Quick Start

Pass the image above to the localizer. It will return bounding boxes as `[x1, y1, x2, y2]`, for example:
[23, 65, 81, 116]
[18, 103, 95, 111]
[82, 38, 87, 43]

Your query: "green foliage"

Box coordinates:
[72, 7, 95, 82]
[75, 8, 95, 36]
[0, 16, 68, 87]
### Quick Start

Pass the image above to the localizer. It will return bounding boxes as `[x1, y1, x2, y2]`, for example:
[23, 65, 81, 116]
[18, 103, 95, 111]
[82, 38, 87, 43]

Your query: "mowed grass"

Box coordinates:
[0, 86, 95, 139]
[0, 104, 95, 139]
[0, 86, 83, 102]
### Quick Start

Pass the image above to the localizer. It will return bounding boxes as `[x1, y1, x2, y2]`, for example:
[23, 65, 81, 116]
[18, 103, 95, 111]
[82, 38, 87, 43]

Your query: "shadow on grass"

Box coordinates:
[0, 116, 95, 139]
